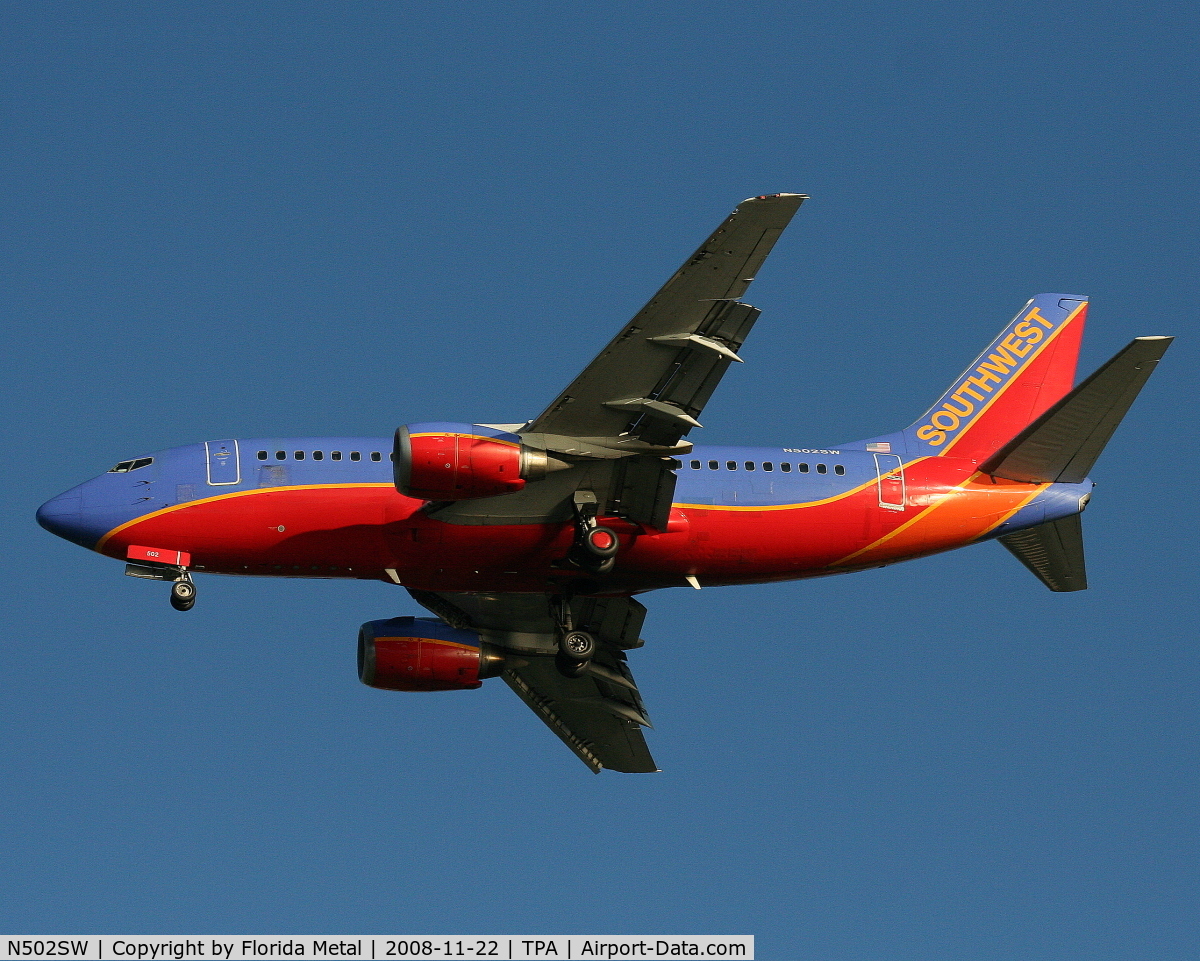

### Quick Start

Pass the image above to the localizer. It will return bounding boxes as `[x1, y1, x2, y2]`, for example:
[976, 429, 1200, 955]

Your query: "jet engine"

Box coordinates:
[358, 616, 503, 692]
[393, 423, 563, 500]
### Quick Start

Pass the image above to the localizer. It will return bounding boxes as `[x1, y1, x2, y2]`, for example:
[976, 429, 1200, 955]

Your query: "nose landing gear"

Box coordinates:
[170, 573, 196, 611]
[124, 548, 198, 611]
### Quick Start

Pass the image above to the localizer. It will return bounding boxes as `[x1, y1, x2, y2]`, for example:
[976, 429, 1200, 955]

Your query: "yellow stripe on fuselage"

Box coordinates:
[832, 473, 1045, 567]
[94, 483, 396, 553]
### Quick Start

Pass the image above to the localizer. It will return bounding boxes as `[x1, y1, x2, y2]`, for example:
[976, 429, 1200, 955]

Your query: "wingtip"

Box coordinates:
[742, 192, 809, 203]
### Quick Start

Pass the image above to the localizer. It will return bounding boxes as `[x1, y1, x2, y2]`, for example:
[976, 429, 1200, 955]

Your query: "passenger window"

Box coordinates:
[332, 451, 342, 461]
[371, 452, 381, 462]
[709, 460, 719, 470]
[799, 463, 809, 473]
[834, 464, 845, 475]
[313, 451, 324, 461]
[817, 463, 827, 474]
[743, 462, 753, 471]
[690, 460, 701, 469]
[726, 461, 737, 470]
[295, 451, 305, 460]
[781, 463, 792, 472]
[257, 451, 267, 461]
[390, 451, 396, 462]
[276, 451, 286, 460]
[763, 462, 773, 471]
[350, 451, 361, 461]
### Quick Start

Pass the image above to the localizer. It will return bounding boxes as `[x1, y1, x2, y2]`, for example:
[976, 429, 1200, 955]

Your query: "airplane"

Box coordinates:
[36, 193, 1173, 773]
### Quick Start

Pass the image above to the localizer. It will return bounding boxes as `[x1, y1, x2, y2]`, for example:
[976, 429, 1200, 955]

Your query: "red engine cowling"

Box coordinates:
[394, 424, 531, 500]
[358, 616, 502, 692]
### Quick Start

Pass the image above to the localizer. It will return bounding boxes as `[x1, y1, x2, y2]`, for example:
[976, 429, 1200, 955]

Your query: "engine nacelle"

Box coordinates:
[394, 423, 551, 500]
[358, 616, 503, 692]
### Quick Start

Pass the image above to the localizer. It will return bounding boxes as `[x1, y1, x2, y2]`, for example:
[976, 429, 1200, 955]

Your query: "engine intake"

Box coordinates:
[394, 423, 560, 500]
[358, 616, 504, 692]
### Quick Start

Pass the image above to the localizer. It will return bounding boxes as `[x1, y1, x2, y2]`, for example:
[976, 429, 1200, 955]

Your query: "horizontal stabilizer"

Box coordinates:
[983, 336, 1173, 483]
[998, 514, 1087, 592]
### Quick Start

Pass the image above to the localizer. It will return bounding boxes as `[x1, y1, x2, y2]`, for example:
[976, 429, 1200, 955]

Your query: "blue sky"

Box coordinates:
[3, 2, 1198, 956]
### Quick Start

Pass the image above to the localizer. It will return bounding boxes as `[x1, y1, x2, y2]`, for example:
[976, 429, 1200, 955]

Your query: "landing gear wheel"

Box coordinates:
[565, 491, 619, 575]
[582, 526, 619, 559]
[569, 525, 620, 574]
[559, 629, 596, 661]
[587, 556, 616, 575]
[555, 652, 591, 678]
[170, 579, 196, 612]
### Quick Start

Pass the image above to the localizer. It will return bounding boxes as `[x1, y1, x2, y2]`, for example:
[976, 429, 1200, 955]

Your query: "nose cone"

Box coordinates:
[36, 488, 92, 547]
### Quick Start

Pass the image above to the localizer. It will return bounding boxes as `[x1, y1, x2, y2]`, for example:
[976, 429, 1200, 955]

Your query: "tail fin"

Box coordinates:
[904, 294, 1089, 460]
[990, 334, 1171, 594]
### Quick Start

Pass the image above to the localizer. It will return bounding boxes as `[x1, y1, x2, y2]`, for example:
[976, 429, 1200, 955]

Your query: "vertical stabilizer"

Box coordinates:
[904, 294, 1089, 460]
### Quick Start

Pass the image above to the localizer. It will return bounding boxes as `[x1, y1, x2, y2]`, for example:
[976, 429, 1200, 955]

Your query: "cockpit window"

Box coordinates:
[109, 457, 153, 473]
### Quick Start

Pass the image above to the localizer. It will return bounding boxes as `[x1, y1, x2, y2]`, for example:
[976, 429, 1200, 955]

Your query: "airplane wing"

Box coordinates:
[408, 590, 656, 772]
[503, 647, 656, 773]
[431, 193, 807, 530]
[410, 197, 807, 769]
[526, 192, 808, 444]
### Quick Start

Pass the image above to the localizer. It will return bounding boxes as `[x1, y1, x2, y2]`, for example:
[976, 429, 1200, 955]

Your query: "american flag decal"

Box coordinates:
[866, 442, 891, 453]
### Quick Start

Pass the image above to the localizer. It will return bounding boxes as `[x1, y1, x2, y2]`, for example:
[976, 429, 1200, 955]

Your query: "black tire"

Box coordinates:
[559, 629, 595, 661]
[170, 593, 195, 612]
[170, 580, 196, 611]
[555, 652, 590, 678]
[589, 556, 616, 575]
[567, 541, 618, 574]
[582, 525, 620, 559]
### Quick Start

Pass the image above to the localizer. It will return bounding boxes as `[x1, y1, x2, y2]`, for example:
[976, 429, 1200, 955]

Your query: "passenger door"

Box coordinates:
[873, 453, 905, 510]
[205, 439, 241, 486]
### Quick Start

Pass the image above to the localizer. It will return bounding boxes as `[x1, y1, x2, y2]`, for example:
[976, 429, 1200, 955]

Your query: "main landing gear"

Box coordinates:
[567, 491, 620, 575]
[170, 573, 196, 612]
[551, 595, 595, 678]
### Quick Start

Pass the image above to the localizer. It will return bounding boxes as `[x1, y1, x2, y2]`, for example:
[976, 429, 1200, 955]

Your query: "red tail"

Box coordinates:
[904, 294, 1088, 461]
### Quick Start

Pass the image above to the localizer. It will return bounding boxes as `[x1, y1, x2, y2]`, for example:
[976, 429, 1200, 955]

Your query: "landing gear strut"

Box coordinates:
[550, 595, 594, 678]
[567, 491, 619, 574]
[170, 573, 196, 611]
